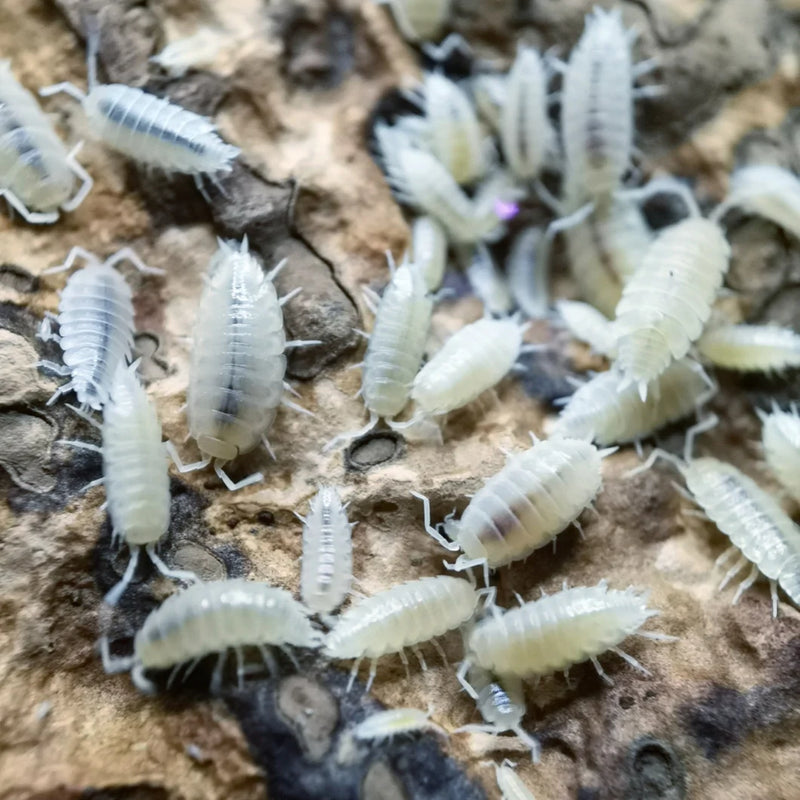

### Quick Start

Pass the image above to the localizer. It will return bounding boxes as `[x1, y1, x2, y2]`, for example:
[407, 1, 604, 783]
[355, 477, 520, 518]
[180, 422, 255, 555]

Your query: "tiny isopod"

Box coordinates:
[495, 761, 537, 800]
[697, 323, 800, 372]
[352, 706, 447, 741]
[759, 403, 800, 503]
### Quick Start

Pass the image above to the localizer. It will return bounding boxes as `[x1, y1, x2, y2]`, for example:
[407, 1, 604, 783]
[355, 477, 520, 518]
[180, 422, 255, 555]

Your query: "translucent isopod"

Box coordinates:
[697, 324, 800, 372]
[0, 60, 92, 223]
[352, 707, 447, 740]
[555, 299, 617, 357]
[298, 485, 355, 616]
[414, 436, 607, 580]
[496, 761, 537, 800]
[614, 218, 730, 399]
[759, 403, 800, 503]
[409, 215, 448, 291]
[101, 579, 322, 693]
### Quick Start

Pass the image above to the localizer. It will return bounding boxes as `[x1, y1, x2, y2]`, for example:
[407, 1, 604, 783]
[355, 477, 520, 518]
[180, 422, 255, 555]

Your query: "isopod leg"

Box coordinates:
[104, 546, 141, 607]
[279, 645, 300, 670]
[365, 658, 379, 692]
[432, 638, 449, 667]
[278, 287, 302, 307]
[714, 545, 739, 570]
[214, 461, 264, 492]
[322, 412, 379, 453]
[770, 580, 779, 618]
[38, 81, 87, 102]
[182, 656, 203, 682]
[42, 246, 100, 275]
[61, 142, 94, 212]
[266, 258, 289, 283]
[261, 435, 276, 461]
[258, 645, 279, 677]
[210, 650, 228, 694]
[398, 648, 412, 680]
[99, 636, 135, 674]
[456, 659, 479, 700]
[411, 645, 428, 671]
[37, 360, 70, 376]
[732, 563, 759, 605]
[0, 189, 58, 224]
[718, 556, 748, 591]
[145, 543, 199, 587]
[105, 246, 164, 276]
[282, 397, 315, 417]
[590, 656, 613, 685]
[57, 438, 102, 454]
[131, 664, 157, 694]
[166, 663, 183, 690]
[346, 657, 363, 693]
[165, 441, 210, 473]
[284, 339, 322, 348]
[611, 647, 650, 676]
[512, 724, 542, 763]
[411, 491, 460, 551]
[235, 646, 246, 688]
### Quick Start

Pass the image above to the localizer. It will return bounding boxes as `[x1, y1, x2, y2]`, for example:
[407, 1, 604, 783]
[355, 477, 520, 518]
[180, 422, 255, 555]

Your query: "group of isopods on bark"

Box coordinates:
[4, 1, 800, 796]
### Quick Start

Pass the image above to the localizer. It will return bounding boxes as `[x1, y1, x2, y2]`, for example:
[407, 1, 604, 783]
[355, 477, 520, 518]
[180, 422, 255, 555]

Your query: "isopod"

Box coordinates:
[170, 237, 313, 491]
[466, 244, 514, 315]
[39, 30, 239, 189]
[454, 666, 540, 760]
[472, 73, 506, 132]
[150, 27, 225, 78]
[759, 403, 800, 503]
[696, 323, 800, 372]
[414, 436, 608, 581]
[325, 260, 433, 449]
[555, 299, 617, 357]
[507, 227, 548, 319]
[409, 215, 448, 291]
[549, 359, 715, 447]
[711, 164, 800, 240]
[37, 246, 158, 410]
[500, 46, 552, 182]
[0, 60, 92, 223]
[101, 579, 323, 693]
[62, 362, 198, 607]
[323, 575, 480, 690]
[352, 706, 447, 740]
[458, 581, 669, 691]
[496, 761, 537, 800]
[297, 485, 355, 616]
[614, 218, 731, 399]
[378, 0, 451, 43]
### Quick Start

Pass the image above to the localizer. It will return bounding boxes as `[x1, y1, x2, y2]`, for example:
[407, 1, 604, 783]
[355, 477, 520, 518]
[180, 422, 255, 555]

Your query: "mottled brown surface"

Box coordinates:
[1, 0, 800, 799]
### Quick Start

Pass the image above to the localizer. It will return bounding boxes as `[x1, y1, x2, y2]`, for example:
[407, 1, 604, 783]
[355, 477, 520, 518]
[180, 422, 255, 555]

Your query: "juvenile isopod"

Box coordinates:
[324, 574, 480, 690]
[614, 218, 731, 399]
[495, 761, 537, 800]
[414, 436, 609, 581]
[37, 246, 159, 410]
[759, 403, 800, 503]
[696, 323, 800, 372]
[61, 362, 198, 607]
[297, 485, 355, 616]
[392, 316, 531, 438]
[555, 299, 617, 357]
[506, 227, 548, 319]
[500, 46, 552, 183]
[409, 215, 448, 291]
[101, 579, 323, 693]
[150, 27, 225, 78]
[0, 60, 92, 223]
[39, 30, 239, 191]
[549, 359, 715, 447]
[352, 706, 447, 741]
[169, 237, 314, 491]
[711, 164, 800, 240]
[377, 0, 452, 43]
[454, 666, 540, 760]
[325, 260, 433, 449]
[458, 581, 670, 692]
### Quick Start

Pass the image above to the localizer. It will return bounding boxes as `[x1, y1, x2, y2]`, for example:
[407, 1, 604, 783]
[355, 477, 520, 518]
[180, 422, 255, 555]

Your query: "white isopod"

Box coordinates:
[101, 579, 323, 693]
[555, 299, 617, 357]
[150, 27, 225, 78]
[297, 485, 355, 616]
[0, 60, 92, 223]
[496, 761, 537, 800]
[458, 581, 669, 691]
[409, 215, 448, 291]
[352, 706, 447, 741]
[325, 260, 433, 449]
[37, 246, 159, 410]
[414, 436, 608, 581]
[324, 574, 480, 690]
[377, 0, 452, 43]
[39, 31, 239, 189]
[759, 403, 800, 503]
[500, 46, 552, 183]
[376, 123, 512, 245]
[62, 362, 198, 607]
[454, 666, 539, 760]
[696, 324, 800, 372]
[170, 238, 313, 491]
[614, 218, 731, 399]
[507, 227, 548, 319]
[414, 72, 488, 185]
[711, 164, 800, 240]
[550, 359, 715, 447]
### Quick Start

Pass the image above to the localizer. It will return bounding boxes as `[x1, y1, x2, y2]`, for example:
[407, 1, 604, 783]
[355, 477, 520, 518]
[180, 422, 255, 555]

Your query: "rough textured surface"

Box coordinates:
[1, 0, 799, 799]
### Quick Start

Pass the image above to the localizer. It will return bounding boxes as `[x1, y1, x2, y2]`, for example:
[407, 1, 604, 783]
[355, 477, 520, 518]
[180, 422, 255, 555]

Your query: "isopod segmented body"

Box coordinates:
[415, 437, 607, 578]
[0, 60, 92, 223]
[380, 0, 451, 43]
[102, 579, 322, 693]
[459, 581, 665, 689]
[352, 707, 446, 740]
[299, 486, 354, 616]
[711, 164, 800, 240]
[759, 404, 800, 503]
[697, 324, 800, 372]
[614, 218, 731, 399]
[549, 359, 714, 446]
[37, 247, 149, 410]
[410, 215, 448, 291]
[324, 575, 480, 690]
[680, 457, 800, 616]
[555, 299, 617, 357]
[177, 238, 298, 491]
[500, 46, 551, 182]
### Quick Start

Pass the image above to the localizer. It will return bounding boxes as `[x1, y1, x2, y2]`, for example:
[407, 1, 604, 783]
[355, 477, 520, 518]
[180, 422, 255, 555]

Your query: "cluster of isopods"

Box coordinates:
[5, 1, 800, 797]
